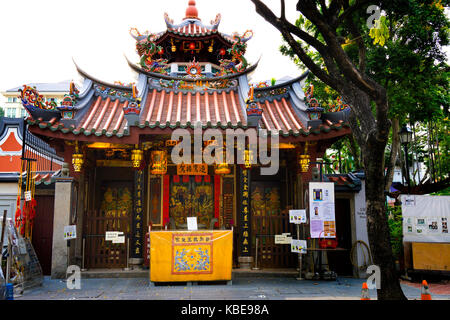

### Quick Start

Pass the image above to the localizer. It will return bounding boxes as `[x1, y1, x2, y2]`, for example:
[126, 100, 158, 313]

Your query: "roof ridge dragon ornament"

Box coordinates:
[216, 30, 253, 76]
[131, 28, 168, 74]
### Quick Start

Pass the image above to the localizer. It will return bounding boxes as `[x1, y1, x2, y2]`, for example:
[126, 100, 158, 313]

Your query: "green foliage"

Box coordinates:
[431, 186, 450, 195]
[279, 0, 449, 182]
[387, 205, 403, 259]
[369, 16, 390, 46]
[324, 137, 361, 173]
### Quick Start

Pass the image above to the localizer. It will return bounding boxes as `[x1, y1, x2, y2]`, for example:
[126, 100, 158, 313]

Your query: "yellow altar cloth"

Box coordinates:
[150, 230, 233, 282]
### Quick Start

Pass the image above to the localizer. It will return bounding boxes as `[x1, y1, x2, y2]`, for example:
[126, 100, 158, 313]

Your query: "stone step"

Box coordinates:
[80, 268, 298, 279]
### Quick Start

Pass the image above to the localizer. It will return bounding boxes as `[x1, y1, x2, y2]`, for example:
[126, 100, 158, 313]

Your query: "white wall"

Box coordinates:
[352, 180, 372, 278]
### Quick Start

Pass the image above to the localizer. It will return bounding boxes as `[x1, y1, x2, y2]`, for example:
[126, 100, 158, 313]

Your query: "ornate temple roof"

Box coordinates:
[22, 1, 350, 142]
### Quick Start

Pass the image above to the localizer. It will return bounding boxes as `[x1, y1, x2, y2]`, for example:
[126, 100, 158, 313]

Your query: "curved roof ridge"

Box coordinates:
[125, 55, 260, 82]
[253, 70, 309, 92]
[73, 59, 133, 92]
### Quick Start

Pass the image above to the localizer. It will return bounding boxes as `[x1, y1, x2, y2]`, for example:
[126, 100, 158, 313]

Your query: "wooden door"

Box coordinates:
[85, 181, 132, 268]
[251, 182, 296, 268]
[31, 195, 54, 275]
[326, 198, 353, 275]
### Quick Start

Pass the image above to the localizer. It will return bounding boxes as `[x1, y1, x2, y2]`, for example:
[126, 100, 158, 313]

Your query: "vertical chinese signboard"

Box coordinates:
[240, 168, 251, 256]
[132, 170, 144, 258]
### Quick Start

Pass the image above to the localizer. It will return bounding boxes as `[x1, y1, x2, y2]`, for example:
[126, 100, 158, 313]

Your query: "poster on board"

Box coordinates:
[289, 210, 307, 224]
[401, 195, 450, 243]
[309, 182, 336, 238]
[63, 225, 77, 240]
[290, 239, 307, 254]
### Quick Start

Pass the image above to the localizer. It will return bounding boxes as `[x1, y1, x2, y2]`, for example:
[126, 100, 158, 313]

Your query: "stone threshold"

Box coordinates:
[80, 268, 299, 279]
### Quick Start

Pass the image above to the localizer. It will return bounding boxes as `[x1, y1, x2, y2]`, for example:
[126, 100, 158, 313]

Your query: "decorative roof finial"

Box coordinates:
[185, 0, 199, 20]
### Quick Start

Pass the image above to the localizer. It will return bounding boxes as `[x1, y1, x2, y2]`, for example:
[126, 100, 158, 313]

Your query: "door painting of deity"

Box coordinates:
[169, 175, 214, 228]
[100, 182, 133, 233]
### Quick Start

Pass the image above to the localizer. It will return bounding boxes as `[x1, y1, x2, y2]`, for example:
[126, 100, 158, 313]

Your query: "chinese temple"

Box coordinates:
[20, 1, 351, 276]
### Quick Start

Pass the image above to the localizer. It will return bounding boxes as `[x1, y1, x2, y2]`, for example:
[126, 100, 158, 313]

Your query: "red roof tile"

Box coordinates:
[140, 89, 245, 128]
[258, 97, 305, 134]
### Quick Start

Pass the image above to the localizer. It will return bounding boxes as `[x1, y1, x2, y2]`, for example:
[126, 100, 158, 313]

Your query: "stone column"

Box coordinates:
[51, 176, 73, 279]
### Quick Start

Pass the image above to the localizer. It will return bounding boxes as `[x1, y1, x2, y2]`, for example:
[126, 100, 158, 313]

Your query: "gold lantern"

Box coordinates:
[244, 149, 253, 169]
[214, 147, 230, 175]
[299, 142, 310, 173]
[131, 145, 144, 168]
[299, 154, 310, 172]
[150, 150, 167, 175]
[72, 141, 84, 172]
[208, 39, 214, 53]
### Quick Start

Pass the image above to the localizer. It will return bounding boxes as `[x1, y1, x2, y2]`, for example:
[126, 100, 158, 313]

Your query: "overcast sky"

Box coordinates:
[0, 0, 302, 93]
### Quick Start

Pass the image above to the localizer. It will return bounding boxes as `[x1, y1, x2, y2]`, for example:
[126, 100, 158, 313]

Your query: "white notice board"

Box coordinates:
[402, 195, 450, 243]
[309, 182, 336, 238]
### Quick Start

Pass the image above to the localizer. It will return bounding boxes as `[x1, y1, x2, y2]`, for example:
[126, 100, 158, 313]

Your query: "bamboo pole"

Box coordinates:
[0, 210, 7, 269]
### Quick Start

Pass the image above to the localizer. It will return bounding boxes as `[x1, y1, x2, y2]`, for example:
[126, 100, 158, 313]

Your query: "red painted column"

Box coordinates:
[163, 174, 170, 227]
[214, 174, 221, 228]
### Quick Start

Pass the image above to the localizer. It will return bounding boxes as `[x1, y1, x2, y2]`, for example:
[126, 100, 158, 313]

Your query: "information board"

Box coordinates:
[402, 195, 450, 243]
[309, 182, 336, 238]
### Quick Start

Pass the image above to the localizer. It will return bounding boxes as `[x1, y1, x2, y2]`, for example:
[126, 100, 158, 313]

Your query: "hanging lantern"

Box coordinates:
[158, 48, 164, 55]
[219, 48, 226, 56]
[131, 146, 144, 168]
[244, 149, 253, 169]
[208, 40, 214, 53]
[214, 148, 230, 175]
[299, 142, 310, 173]
[299, 154, 310, 172]
[215, 163, 230, 175]
[189, 42, 195, 53]
[105, 149, 115, 158]
[171, 39, 176, 52]
[72, 141, 83, 172]
[150, 150, 167, 175]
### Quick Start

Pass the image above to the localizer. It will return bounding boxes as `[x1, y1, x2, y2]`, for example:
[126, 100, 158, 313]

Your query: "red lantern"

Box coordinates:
[158, 48, 164, 55]
[219, 48, 226, 56]
[189, 42, 196, 50]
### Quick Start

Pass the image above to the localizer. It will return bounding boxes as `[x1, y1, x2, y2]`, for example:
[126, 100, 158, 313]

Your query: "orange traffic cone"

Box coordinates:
[361, 282, 370, 300]
[421, 280, 432, 300]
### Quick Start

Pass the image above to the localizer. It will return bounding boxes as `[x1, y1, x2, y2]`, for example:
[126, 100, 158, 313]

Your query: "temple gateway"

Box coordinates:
[20, 1, 352, 277]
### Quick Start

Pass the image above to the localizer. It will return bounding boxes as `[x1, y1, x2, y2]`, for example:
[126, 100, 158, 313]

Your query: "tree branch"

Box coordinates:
[296, 0, 383, 100]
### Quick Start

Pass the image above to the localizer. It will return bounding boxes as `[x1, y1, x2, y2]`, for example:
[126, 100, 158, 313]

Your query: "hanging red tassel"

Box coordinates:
[15, 208, 21, 228]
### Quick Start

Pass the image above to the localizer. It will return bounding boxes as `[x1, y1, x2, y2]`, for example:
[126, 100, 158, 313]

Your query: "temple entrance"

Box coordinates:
[251, 181, 296, 268]
[169, 175, 215, 229]
[85, 181, 133, 268]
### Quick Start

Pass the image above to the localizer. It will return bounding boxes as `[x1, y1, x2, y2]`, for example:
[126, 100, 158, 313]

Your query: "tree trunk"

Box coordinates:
[364, 147, 407, 300]
[346, 90, 407, 300]
[384, 118, 400, 192]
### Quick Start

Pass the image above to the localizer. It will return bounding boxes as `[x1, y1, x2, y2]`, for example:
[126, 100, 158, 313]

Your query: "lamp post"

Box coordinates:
[399, 125, 413, 194]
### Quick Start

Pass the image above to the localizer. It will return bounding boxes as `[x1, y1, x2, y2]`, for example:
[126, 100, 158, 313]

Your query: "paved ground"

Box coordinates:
[13, 276, 450, 300]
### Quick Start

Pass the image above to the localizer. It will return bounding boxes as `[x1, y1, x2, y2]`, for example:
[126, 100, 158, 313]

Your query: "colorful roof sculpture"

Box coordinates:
[22, 1, 350, 142]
